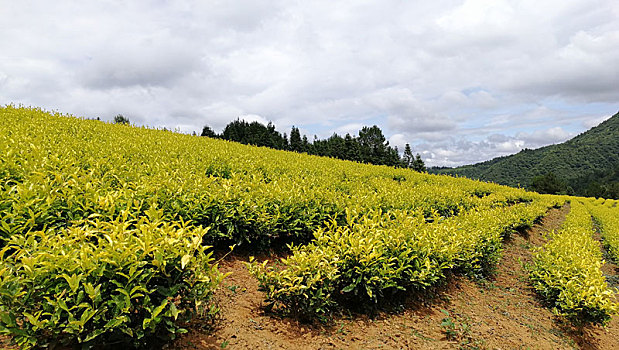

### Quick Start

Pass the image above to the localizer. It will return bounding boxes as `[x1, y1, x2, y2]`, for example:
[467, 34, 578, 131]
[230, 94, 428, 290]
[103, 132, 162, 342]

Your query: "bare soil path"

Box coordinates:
[169, 204, 619, 350]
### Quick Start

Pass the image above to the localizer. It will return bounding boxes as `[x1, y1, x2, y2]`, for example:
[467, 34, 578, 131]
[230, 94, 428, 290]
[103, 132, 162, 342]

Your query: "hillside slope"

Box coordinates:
[431, 112, 619, 198]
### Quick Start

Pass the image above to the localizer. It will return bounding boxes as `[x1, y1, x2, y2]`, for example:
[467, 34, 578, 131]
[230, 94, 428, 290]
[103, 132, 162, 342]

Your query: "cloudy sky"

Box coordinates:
[1, 0, 618, 166]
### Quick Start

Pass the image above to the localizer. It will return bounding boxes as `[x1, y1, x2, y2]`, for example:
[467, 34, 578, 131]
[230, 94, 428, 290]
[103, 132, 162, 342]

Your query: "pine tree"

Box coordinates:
[201, 125, 217, 138]
[412, 154, 426, 172]
[344, 133, 360, 161]
[290, 126, 303, 152]
[113, 114, 130, 125]
[358, 125, 387, 164]
[402, 143, 414, 168]
[302, 135, 310, 153]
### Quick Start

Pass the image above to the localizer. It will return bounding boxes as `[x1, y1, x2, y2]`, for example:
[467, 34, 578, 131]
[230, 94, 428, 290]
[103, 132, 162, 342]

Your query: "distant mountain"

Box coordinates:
[430, 111, 619, 199]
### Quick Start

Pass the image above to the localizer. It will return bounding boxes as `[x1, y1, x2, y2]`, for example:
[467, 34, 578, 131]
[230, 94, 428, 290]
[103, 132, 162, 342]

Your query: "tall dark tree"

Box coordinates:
[221, 119, 287, 150]
[302, 135, 311, 153]
[201, 125, 217, 138]
[113, 114, 130, 125]
[412, 154, 426, 172]
[221, 119, 245, 141]
[290, 126, 303, 152]
[344, 133, 361, 162]
[311, 138, 326, 156]
[402, 143, 414, 168]
[326, 134, 346, 159]
[358, 125, 388, 164]
[386, 147, 401, 167]
[217, 118, 413, 169]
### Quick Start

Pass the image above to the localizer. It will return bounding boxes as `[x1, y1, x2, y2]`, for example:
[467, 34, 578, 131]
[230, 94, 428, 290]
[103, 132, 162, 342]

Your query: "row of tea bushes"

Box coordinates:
[0, 106, 539, 248]
[0, 206, 223, 349]
[0, 105, 565, 347]
[529, 199, 617, 325]
[586, 198, 619, 261]
[250, 198, 560, 320]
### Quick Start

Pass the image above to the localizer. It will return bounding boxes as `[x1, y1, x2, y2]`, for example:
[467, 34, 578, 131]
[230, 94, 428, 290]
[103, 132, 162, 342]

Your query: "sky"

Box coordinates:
[1, 0, 618, 167]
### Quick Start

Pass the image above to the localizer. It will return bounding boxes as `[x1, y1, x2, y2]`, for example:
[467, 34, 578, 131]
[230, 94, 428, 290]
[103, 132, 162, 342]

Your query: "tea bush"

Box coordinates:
[0, 206, 223, 349]
[1, 105, 594, 341]
[529, 199, 617, 325]
[0, 106, 543, 248]
[586, 198, 619, 261]
[250, 199, 556, 320]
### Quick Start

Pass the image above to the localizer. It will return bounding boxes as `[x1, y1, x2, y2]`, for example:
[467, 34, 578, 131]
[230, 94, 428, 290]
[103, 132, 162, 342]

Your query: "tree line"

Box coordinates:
[530, 169, 619, 199]
[111, 114, 425, 171]
[201, 119, 426, 171]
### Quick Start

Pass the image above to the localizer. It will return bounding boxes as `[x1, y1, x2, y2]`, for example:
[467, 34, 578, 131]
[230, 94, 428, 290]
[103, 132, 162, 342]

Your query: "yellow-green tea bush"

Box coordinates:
[586, 199, 619, 261]
[0, 206, 223, 349]
[0, 105, 574, 337]
[0, 106, 542, 248]
[529, 200, 617, 325]
[250, 200, 553, 320]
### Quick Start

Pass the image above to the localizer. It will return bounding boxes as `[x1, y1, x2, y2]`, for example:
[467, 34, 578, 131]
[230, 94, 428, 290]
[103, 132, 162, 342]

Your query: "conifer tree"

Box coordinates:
[201, 125, 217, 138]
[413, 154, 426, 172]
[113, 114, 130, 125]
[290, 126, 303, 152]
[402, 143, 414, 168]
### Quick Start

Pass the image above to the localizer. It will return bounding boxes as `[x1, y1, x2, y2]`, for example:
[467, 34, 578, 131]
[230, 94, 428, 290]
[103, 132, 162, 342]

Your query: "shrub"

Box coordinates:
[586, 198, 619, 261]
[0, 207, 223, 349]
[529, 200, 617, 325]
[250, 200, 553, 320]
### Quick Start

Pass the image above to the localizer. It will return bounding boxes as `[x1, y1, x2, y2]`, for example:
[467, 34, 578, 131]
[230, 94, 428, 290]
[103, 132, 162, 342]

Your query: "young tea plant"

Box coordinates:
[440, 309, 457, 340]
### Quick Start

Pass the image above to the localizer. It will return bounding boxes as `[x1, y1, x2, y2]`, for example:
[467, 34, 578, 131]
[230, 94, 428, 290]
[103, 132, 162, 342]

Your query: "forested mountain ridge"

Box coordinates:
[431, 111, 619, 198]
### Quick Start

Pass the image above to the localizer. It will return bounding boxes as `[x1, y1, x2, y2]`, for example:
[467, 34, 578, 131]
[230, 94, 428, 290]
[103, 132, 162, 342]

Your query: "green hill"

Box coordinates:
[431, 111, 619, 198]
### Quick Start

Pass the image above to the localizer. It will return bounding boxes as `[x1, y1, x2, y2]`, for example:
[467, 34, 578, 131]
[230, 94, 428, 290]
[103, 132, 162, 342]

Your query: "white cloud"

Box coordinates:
[516, 127, 573, 147]
[237, 114, 270, 125]
[417, 125, 576, 167]
[388, 133, 408, 150]
[1, 0, 617, 166]
[583, 115, 611, 129]
[334, 123, 365, 136]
